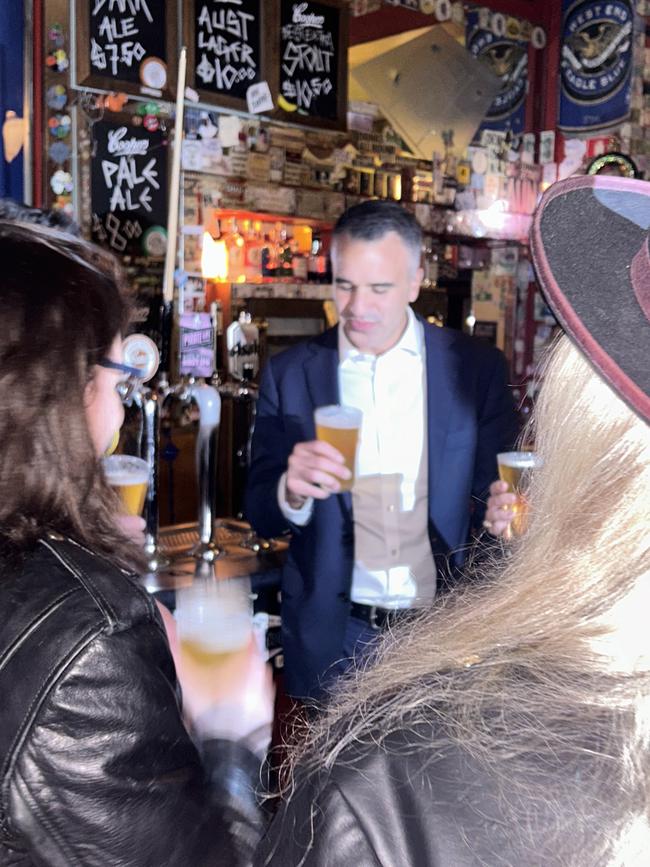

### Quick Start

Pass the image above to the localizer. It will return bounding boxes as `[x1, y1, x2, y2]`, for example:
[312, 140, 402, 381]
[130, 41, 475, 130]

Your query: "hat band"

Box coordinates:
[630, 241, 650, 322]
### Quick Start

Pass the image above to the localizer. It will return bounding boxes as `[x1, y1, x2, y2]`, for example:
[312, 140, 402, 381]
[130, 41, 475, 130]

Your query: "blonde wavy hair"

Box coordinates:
[281, 336, 650, 864]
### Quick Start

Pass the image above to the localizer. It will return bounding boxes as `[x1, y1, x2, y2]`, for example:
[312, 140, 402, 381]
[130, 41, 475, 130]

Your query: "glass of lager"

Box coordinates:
[102, 454, 149, 516]
[314, 404, 362, 492]
[174, 577, 254, 710]
[497, 451, 543, 537]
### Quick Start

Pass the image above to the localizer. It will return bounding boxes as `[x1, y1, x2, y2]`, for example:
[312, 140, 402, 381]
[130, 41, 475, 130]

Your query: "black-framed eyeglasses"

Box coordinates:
[97, 358, 144, 402]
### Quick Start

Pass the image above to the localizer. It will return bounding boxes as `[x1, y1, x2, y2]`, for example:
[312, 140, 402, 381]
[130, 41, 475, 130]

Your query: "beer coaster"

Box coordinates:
[140, 58, 167, 91]
[142, 226, 167, 258]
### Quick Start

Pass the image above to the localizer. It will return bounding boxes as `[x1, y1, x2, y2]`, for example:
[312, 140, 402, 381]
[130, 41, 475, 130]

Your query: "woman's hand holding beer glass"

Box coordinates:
[286, 405, 361, 507]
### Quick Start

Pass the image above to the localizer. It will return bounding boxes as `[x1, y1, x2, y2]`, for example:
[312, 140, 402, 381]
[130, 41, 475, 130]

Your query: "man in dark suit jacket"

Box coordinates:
[245, 201, 517, 700]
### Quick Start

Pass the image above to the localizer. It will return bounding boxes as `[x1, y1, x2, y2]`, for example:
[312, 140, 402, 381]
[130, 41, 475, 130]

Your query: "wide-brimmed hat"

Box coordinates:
[531, 175, 650, 423]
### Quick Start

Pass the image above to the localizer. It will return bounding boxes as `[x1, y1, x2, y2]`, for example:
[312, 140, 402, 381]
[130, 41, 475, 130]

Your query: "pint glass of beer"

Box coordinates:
[102, 454, 149, 516]
[314, 404, 362, 492]
[174, 578, 254, 707]
[497, 451, 543, 536]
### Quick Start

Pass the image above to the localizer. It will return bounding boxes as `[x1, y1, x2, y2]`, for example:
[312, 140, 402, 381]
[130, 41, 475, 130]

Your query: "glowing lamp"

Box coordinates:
[201, 231, 229, 281]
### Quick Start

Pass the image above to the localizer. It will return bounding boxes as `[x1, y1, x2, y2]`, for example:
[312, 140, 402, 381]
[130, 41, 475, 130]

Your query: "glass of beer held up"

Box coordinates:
[497, 450, 543, 537]
[174, 578, 254, 706]
[102, 454, 149, 516]
[314, 404, 362, 492]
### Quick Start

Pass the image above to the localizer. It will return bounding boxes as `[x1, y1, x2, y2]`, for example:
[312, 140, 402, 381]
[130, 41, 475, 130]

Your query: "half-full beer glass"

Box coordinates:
[314, 404, 362, 492]
[497, 451, 543, 537]
[102, 454, 149, 516]
[174, 578, 253, 707]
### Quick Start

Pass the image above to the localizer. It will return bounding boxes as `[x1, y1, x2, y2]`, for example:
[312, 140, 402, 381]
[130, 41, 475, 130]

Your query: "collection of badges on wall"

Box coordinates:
[45, 24, 73, 212]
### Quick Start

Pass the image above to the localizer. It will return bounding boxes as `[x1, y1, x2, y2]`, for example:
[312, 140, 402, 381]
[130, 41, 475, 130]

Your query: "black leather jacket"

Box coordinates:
[255, 724, 615, 866]
[0, 535, 261, 866]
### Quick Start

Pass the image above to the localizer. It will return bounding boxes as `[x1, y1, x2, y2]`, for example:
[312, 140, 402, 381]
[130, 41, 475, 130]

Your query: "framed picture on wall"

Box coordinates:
[74, 0, 179, 99]
[185, 0, 274, 113]
[272, 0, 349, 131]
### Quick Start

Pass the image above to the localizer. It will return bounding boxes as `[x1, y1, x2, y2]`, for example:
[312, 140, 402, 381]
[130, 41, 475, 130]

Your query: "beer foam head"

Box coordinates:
[102, 454, 149, 485]
[497, 451, 544, 470]
[314, 404, 362, 429]
[175, 582, 252, 652]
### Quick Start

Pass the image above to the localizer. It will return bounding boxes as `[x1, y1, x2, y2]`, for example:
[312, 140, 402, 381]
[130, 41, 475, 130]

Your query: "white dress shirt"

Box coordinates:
[278, 307, 436, 608]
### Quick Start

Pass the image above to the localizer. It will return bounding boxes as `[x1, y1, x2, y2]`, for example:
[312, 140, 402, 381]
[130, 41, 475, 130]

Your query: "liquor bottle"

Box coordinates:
[243, 219, 264, 282]
[308, 233, 325, 283]
[291, 224, 311, 283]
[291, 241, 308, 282]
[261, 231, 279, 280]
[278, 226, 293, 280]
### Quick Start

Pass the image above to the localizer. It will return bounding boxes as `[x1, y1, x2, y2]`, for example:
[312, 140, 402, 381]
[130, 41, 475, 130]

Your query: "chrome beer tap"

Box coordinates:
[131, 384, 170, 573]
[187, 379, 222, 563]
[162, 374, 223, 564]
[121, 335, 170, 574]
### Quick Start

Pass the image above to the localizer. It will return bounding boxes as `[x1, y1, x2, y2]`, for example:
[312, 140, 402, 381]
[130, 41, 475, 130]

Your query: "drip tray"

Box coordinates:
[141, 521, 286, 593]
[159, 521, 252, 555]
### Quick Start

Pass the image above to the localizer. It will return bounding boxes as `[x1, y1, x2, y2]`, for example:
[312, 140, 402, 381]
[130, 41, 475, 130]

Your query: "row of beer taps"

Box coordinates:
[126, 364, 269, 576]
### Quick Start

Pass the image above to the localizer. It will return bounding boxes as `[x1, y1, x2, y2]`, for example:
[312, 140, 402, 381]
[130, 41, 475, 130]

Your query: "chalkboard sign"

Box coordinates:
[276, 0, 348, 130]
[75, 0, 178, 98]
[90, 119, 168, 257]
[185, 0, 269, 111]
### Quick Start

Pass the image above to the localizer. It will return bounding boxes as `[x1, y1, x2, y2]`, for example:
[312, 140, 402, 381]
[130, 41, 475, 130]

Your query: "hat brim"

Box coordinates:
[531, 174, 650, 423]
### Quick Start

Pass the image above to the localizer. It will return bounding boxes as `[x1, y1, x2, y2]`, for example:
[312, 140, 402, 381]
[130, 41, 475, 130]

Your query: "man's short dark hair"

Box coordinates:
[332, 200, 422, 270]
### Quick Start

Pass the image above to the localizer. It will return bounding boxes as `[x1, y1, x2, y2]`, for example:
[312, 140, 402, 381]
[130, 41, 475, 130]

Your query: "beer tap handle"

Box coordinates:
[159, 299, 174, 377]
[187, 381, 223, 564]
[121, 334, 169, 574]
[129, 386, 170, 574]
[141, 388, 170, 573]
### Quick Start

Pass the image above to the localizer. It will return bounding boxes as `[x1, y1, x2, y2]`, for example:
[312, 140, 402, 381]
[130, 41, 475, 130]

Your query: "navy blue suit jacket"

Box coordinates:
[245, 320, 517, 699]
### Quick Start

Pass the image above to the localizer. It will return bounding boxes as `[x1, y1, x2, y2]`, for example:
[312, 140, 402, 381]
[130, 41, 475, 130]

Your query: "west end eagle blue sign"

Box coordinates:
[466, 10, 528, 139]
[559, 0, 634, 132]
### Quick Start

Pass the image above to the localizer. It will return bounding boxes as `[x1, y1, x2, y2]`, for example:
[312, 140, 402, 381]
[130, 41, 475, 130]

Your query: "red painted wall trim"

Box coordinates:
[541, 0, 563, 143]
[32, 0, 43, 206]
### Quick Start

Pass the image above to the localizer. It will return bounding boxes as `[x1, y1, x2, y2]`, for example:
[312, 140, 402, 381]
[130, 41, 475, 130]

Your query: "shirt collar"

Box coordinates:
[338, 306, 422, 363]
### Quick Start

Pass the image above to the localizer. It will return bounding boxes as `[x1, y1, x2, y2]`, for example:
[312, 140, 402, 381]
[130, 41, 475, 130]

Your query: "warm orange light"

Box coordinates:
[293, 225, 312, 255]
[201, 232, 229, 280]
